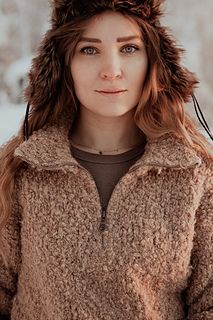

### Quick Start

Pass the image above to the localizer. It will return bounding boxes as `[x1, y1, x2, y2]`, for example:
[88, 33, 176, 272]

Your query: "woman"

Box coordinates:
[0, 0, 212, 319]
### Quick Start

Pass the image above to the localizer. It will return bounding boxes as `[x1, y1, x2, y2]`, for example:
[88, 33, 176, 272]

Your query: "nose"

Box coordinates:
[100, 54, 122, 80]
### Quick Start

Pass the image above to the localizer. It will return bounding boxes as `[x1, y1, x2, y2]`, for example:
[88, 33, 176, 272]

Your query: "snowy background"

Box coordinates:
[0, 0, 212, 145]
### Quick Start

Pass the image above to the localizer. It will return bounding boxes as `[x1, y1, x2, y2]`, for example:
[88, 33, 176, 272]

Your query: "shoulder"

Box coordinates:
[197, 149, 213, 176]
[195, 150, 213, 194]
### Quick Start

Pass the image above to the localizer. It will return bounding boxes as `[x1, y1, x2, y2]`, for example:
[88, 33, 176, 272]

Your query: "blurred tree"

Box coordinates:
[0, 0, 50, 102]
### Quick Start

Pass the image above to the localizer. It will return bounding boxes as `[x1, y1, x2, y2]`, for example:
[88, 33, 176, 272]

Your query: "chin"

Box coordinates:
[95, 111, 131, 118]
[93, 106, 134, 117]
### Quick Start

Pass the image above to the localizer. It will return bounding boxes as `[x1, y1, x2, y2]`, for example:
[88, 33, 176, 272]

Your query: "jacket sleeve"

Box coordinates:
[184, 167, 213, 320]
[0, 179, 22, 318]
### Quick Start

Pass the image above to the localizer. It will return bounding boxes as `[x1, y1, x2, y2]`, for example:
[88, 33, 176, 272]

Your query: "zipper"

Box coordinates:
[75, 162, 110, 250]
[99, 206, 108, 231]
[71, 163, 143, 250]
[71, 164, 109, 249]
[99, 206, 108, 250]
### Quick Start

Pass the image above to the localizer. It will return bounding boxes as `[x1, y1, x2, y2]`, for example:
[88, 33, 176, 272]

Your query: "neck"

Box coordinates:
[70, 108, 146, 154]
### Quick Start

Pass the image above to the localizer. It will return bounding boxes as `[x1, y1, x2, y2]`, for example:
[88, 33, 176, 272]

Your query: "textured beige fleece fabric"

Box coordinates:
[0, 122, 212, 320]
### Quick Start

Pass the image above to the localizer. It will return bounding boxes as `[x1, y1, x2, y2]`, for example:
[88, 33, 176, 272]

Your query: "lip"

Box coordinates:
[96, 89, 127, 93]
[95, 89, 127, 96]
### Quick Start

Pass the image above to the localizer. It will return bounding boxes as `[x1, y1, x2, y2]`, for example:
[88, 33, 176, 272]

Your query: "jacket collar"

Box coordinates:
[14, 123, 202, 175]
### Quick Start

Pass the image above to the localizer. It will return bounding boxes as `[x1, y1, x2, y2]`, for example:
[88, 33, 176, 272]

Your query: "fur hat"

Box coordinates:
[24, 0, 198, 134]
[51, 0, 164, 27]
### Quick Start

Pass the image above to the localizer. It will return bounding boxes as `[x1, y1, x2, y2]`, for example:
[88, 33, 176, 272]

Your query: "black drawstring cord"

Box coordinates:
[192, 94, 213, 141]
[24, 102, 30, 141]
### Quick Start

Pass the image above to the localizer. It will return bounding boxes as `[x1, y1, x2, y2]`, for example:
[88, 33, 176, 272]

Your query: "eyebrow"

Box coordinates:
[79, 35, 142, 43]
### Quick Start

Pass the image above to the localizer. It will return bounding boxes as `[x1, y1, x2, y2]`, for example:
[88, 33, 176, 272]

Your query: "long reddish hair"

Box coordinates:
[0, 0, 212, 265]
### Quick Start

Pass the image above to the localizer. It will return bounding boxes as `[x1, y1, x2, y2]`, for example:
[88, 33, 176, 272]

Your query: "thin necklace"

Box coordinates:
[70, 138, 143, 155]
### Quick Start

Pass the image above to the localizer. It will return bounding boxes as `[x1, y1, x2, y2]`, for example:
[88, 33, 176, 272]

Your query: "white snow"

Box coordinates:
[0, 104, 25, 146]
[4, 55, 32, 103]
[4, 56, 32, 87]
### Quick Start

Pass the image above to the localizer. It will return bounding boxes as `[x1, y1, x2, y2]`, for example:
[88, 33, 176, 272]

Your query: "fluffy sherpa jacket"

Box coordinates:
[1, 1, 212, 319]
[0, 120, 212, 320]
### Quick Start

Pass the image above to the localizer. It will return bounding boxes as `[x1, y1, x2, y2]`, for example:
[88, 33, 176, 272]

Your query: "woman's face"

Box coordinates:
[71, 11, 148, 118]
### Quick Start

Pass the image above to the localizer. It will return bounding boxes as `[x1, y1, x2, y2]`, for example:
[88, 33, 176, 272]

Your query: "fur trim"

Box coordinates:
[51, 1, 165, 27]
[156, 25, 198, 102]
[24, 29, 63, 110]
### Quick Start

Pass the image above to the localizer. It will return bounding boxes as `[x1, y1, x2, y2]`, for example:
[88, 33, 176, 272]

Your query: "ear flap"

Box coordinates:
[24, 29, 63, 111]
[156, 25, 198, 102]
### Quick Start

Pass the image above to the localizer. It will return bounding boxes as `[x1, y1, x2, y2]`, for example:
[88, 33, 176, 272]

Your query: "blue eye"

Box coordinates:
[79, 45, 140, 56]
[122, 45, 139, 53]
[80, 47, 97, 55]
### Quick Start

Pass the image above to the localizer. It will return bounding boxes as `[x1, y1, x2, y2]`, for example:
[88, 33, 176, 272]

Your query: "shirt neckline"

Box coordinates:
[70, 141, 146, 164]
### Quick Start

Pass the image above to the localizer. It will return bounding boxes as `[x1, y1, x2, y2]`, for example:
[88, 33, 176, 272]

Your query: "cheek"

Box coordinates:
[71, 59, 95, 82]
[70, 62, 93, 101]
[125, 55, 148, 83]
[72, 65, 97, 94]
[133, 62, 148, 89]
